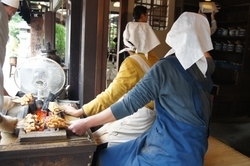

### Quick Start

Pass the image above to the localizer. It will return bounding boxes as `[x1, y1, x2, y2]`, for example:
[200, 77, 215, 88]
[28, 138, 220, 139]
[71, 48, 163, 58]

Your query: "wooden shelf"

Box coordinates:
[175, 0, 250, 117]
[211, 67, 240, 85]
[211, 84, 237, 95]
[218, 21, 248, 26]
[212, 35, 246, 40]
[211, 50, 244, 55]
[222, 3, 250, 11]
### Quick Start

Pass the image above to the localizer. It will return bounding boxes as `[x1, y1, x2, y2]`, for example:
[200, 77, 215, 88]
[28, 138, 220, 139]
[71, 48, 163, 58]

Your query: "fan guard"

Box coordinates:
[14, 57, 66, 99]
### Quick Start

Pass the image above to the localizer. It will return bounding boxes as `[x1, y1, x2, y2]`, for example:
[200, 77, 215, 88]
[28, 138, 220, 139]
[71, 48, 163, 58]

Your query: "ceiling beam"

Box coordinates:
[30, 0, 50, 2]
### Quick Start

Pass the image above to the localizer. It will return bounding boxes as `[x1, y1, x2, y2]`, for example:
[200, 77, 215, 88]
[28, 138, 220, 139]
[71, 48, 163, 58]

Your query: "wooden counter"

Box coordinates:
[0, 134, 96, 166]
[2, 132, 249, 165]
[0, 105, 96, 165]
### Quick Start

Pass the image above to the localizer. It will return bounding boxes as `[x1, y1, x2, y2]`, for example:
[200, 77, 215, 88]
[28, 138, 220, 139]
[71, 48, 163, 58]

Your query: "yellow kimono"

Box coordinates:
[83, 52, 158, 116]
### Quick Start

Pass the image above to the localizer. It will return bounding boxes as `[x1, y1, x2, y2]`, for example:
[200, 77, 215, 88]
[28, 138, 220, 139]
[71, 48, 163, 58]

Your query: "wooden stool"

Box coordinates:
[9, 64, 16, 78]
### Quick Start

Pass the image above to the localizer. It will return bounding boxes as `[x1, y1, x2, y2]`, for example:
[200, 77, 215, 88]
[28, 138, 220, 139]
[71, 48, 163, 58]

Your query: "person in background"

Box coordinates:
[198, 9, 217, 35]
[210, 11, 217, 35]
[133, 5, 148, 22]
[64, 22, 160, 148]
[68, 12, 215, 166]
[123, 5, 149, 59]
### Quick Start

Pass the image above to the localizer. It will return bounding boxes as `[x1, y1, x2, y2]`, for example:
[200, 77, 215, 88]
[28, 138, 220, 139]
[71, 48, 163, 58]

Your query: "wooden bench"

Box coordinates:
[204, 136, 250, 166]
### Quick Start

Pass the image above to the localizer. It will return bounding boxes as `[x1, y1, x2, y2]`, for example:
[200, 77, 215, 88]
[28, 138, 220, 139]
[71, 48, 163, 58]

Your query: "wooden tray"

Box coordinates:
[18, 129, 67, 144]
[17, 106, 94, 144]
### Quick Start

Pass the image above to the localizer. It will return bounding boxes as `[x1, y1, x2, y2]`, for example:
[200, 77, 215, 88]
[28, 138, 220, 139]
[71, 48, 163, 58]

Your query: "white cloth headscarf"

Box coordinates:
[1, 0, 19, 8]
[119, 22, 160, 58]
[165, 12, 213, 77]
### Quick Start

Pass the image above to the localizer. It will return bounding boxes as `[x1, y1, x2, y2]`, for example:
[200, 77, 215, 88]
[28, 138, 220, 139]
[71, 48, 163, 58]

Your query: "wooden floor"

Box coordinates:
[204, 136, 250, 166]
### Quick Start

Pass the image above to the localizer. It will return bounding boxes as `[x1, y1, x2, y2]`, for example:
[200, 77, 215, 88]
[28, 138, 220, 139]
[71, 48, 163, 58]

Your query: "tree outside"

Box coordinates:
[55, 23, 66, 61]
[9, 13, 23, 42]
[7, 13, 23, 58]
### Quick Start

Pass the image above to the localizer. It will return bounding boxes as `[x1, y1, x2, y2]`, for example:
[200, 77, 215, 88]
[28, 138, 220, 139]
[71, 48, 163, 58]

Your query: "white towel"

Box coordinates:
[119, 22, 160, 58]
[165, 12, 213, 76]
[1, 0, 20, 8]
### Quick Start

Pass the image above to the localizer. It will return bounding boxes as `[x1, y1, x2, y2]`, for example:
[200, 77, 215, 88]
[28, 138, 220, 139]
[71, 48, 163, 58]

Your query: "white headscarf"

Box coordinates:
[1, 0, 19, 8]
[165, 12, 213, 76]
[119, 22, 160, 58]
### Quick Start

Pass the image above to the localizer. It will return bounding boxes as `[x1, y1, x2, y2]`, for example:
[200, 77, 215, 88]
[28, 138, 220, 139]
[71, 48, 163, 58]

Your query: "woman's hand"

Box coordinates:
[68, 107, 117, 136]
[198, 9, 202, 14]
[211, 11, 216, 21]
[68, 118, 89, 136]
[63, 105, 83, 117]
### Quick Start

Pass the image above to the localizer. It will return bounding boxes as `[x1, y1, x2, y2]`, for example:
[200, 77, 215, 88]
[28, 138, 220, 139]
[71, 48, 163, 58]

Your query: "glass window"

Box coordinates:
[108, 12, 119, 52]
[134, 0, 169, 30]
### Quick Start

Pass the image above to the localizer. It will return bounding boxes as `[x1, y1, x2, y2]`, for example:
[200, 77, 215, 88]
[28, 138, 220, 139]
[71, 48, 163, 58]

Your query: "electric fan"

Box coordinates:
[14, 57, 66, 100]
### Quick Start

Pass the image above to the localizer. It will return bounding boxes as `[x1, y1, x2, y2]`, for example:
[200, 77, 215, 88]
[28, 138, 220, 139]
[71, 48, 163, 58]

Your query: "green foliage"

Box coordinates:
[11, 13, 23, 22]
[109, 25, 118, 49]
[6, 36, 19, 57]
[9, 13, 23, 42]
[55, 23, 66, 61]
[108, 13, 118, 50]
[7, 13, 23, 57]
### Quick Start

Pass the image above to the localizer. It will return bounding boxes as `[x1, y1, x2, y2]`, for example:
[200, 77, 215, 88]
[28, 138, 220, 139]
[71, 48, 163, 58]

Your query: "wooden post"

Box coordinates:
[44, 11, 56, 49]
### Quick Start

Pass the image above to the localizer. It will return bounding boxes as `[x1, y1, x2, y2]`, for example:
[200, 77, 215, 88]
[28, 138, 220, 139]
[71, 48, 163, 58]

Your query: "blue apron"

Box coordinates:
[100, 56, 213, 166]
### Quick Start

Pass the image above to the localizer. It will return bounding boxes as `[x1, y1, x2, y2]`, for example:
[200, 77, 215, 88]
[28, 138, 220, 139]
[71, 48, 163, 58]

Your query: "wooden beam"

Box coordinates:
[95, 0, 109, 96]
[116, 0, 128, 70]
[44, 11, 56, 50]
[69, 0, 109, 105]
[29, 0, 50, 2]
[67, 0, 82, 100]
[67, 0, 110, 104]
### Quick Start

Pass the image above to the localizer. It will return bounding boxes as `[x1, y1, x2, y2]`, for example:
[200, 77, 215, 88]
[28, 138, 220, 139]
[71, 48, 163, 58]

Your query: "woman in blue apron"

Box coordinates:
[68, 12, 215, 166]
